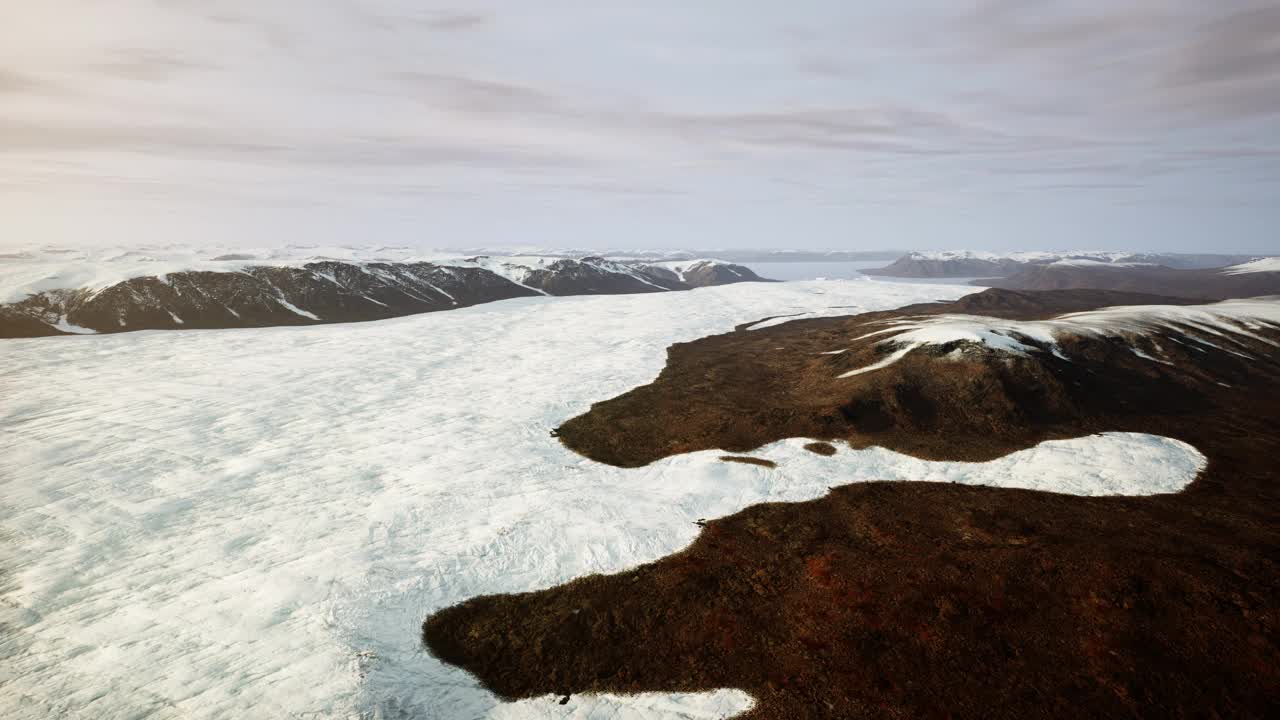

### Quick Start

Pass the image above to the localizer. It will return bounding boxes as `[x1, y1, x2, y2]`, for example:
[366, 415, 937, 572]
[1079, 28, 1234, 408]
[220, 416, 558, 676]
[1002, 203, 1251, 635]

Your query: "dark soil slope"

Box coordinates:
[424, 289, 1280, 720]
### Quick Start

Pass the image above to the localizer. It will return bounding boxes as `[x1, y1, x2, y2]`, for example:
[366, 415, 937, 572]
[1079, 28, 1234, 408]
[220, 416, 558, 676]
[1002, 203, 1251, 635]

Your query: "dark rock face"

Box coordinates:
[864, 252, 1259, 278]
[0, 305, 66, 338]
[678, 261, 765, 288]
[985, 264, 1280, 300]
[423, 288, 1280, 719]
[0, 258, 770, 338]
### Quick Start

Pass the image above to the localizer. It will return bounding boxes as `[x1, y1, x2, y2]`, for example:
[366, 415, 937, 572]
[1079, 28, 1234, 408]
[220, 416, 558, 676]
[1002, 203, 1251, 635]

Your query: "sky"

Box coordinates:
[1, 1, 1278, 253]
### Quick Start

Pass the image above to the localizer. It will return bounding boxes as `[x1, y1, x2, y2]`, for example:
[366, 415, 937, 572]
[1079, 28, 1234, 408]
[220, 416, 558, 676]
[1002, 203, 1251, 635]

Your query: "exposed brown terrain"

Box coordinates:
[424, 289, 1280, 719]
[802, 442, 837, 456]
[985, 263, 1280, 300]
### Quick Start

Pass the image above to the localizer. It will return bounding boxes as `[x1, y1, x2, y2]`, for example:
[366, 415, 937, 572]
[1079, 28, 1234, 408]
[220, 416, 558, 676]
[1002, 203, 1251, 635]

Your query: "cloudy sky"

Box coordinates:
[2, 1, 1277, 252]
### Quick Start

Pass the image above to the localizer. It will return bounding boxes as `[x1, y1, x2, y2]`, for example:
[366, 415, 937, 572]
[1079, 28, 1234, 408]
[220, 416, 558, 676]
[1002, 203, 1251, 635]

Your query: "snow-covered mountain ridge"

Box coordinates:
[0, 245, 885, 301]
[0, 252, 766, 338]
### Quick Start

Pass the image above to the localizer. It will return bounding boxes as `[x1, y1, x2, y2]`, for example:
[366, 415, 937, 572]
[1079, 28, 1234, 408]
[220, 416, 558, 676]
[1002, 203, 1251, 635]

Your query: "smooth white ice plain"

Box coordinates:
[0, 279, 1206, 720]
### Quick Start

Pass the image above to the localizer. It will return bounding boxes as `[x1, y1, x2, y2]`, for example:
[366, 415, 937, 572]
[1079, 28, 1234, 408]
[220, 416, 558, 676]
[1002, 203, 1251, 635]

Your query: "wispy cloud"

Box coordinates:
[0, 1, 1275, 251]
[949, 1, 1280, 128]
[424, 12, 490, 32]
[0, 68, 40, 94]
[90, 49, 213, 82]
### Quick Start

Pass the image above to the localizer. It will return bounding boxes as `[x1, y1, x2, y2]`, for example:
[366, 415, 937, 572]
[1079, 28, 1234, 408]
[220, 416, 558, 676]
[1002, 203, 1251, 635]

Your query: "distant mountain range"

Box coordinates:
[0, 256, 767, 339]
[863, 251, 1262, 278]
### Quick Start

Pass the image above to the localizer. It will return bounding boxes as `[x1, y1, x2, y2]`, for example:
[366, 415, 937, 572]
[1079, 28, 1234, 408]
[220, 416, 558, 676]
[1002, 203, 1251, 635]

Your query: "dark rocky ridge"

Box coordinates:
[423, 288, 1280, 719]
[0, 257, 767, 338]
[864, 252, 1258, 278]
[983, 263, 1280, 300]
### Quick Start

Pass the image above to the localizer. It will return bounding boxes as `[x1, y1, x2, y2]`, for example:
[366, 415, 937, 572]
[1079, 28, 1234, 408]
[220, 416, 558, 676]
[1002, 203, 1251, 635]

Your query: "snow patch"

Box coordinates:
[274, 296, 321, 320]
[441, 256, 550, 295]
[52, 316, 97, 334]
[837, 345, 916, 378]
[1222, 257, 1280, 275]
[1130, 347, 1171, 365]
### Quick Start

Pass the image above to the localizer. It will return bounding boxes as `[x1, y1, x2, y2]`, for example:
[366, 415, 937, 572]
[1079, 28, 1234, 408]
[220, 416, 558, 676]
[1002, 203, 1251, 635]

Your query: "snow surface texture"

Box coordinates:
[838, 297, 1280, 378]
[1, 280, 1207, 720]
[1222, 257, 1280, 275]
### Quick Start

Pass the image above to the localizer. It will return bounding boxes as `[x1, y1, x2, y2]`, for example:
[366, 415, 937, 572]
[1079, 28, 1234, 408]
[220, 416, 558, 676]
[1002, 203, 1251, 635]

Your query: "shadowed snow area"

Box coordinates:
[0, 280, 1207, 719]
[839, 297, 1280, 377]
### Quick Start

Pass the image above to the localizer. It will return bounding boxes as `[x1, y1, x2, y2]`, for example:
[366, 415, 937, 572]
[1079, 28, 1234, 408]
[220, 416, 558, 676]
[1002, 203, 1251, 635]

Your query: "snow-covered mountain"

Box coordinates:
[0, 251, 767, 338]
[864, 250, 1259, 278]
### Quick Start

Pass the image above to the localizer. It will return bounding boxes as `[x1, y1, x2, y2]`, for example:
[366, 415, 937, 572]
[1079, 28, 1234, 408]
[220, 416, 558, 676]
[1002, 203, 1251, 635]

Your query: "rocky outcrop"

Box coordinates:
[0, 257, 769, 338]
